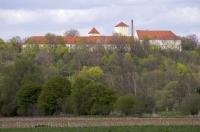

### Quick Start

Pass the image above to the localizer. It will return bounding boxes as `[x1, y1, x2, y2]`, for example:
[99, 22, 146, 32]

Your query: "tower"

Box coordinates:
[88, 27, 100, 36]
[131, 19, 134, 37]
[114, 21, 129, 36]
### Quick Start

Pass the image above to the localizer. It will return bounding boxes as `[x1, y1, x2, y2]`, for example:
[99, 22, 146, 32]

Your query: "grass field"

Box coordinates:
[1, 126, 200, 132]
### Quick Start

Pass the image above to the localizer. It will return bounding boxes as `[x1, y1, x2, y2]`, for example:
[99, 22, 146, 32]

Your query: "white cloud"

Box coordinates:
[149, 7, 200, 25]
[0, 7, 112, 25]
[0, 1, 200, 40]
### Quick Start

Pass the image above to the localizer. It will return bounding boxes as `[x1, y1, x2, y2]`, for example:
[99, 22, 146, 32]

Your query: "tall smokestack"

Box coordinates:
[131, 19, 134, 37]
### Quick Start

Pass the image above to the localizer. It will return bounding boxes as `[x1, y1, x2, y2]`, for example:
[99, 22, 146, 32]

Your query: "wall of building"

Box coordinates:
[114, 27, 129, 36]
[88, 33, 100, 36]
[148, 40, 182, 51]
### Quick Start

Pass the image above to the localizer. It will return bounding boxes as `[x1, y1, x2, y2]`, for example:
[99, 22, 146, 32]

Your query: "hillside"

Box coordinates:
[0, 38, 200, 117]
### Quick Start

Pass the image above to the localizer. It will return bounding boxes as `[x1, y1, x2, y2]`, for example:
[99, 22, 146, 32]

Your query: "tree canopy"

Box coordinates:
[0, 36, 200, 116]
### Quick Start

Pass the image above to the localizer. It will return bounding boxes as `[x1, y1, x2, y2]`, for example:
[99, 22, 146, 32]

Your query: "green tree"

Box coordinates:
[176, 63, 189, 76]
[181, 34, 198, 50]
[78, 66, 104, 80]
[0, 56, 42, 116]
[114, 95, 140, 115]
[38, 76, 71, 115]
[16, 82, 41, 115]
[154, 81, 178, 111]
[72, 66, 115, 115]
[0, 38, 5, 49]
[71, 81, 116, 115]
[54, 45, 69, 59]
[180, 94, 200, 115]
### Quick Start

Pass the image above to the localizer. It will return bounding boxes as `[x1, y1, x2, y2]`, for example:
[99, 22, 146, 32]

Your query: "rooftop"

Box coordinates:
[88, 27, 100, 34]
[136, 30, 179, 40]
[115, 22, 129, 27]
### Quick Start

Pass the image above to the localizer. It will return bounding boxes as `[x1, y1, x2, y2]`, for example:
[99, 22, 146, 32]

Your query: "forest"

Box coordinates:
[0, 34, 200, 117]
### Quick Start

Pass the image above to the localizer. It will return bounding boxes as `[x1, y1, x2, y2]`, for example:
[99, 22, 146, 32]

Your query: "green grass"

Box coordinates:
[1, 126, 200, 132]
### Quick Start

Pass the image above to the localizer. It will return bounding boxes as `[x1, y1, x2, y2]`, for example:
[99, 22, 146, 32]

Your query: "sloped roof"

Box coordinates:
[136, 30, 179, 40]
[25, 35, 132, 45]
[88, 27, 100, 34]
[64, 36, 76, 44]
[26, 36, 48, 44]
[115, 22, 129, 27]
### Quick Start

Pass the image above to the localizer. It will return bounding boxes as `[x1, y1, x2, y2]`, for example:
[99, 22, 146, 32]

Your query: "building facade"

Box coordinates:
[24, 21, 182, 51]
[136, 30, 182, 51]
[114, 22, 129, 36]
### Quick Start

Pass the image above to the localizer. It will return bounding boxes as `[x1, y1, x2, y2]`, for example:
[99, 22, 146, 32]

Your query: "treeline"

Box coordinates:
[0, 35, 200, 117]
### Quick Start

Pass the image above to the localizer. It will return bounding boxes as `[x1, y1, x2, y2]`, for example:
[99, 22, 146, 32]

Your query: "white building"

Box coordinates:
[24, 21, 182, 51]
[136, 30, 182, 51]
[114, 22, 129, 36]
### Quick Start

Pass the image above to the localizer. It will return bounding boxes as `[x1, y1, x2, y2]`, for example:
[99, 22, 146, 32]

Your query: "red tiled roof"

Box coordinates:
[69, 36, 114, 44]
[137, 30, 179, 40]
[115, 22, 129, 27]
[26, 36, 131, 45]
[64, 36, 76, 44]
[88, 27, 100, 34]
[26, 36, 48, 44]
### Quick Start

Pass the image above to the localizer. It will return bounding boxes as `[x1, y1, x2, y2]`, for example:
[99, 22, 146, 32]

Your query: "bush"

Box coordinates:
[37, 76, 71, 115]
[16, 82, 41, 116]
[0, 38, 5, 49]
[180, 94, 200, 115]
[140, 96, 155, 114]
[71, 81, 116, 115]
[181, 35, 198, 50]
[159, 111, 184, 117]
[114, 95, 142, 115]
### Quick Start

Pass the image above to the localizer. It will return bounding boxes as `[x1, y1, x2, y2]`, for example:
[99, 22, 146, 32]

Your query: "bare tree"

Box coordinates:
[182, 34, 199, 50]
[64, 29, 80, 37]
[45, 33, 65, 46]
[45, 33, 57, 45]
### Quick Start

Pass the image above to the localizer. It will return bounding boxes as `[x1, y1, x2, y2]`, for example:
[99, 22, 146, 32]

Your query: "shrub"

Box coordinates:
[140, 96, 155, 113]
[180, 94, 200, 115]
[71, 81, 116, 115]
[37, 76, 71, 115]
[114, 95, 142, 115]
[16, 82, 41, 116]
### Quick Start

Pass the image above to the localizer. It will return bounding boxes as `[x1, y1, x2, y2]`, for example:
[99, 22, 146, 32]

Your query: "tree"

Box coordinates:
[0, 38, 5, 49]
[0, 56, 42, 116]
[8, 36, 22, 51]
[182, 34, 198, 50]
[37, 76, 71, 115]
[88, 82, 116, 115]
[71, 66, 115, 115]
[176, 63, 189, 77]
[114, 95, 141, 115]
[54, 45, 69, 60]
[56, 36, 65, 45]
[64, 29, 80, 37]
[45, 33, 57, 45]
[16, 82, 41, 115]
[139, 96, 155, 113]
[9, 36, 22, 45]
[71, 81, 116, 115]
[78, 66, 104, 80]
[45, 33, 64, 45]
[154, 81, 178, 111]
[180, 94, 200, 115]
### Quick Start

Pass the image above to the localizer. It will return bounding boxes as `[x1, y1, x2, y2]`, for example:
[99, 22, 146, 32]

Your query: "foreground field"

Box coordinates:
[1, 126, 200, 132]
[0, 117, 200, 128]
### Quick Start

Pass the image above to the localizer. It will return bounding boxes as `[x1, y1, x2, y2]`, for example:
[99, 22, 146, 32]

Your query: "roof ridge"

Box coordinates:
[88, 27, 100, 34]
[137, 30, 179, 40]
[115, 22, 129, 27]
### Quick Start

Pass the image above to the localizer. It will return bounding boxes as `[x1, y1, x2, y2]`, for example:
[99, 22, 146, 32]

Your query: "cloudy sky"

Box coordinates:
[0, 0, 200, 40]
